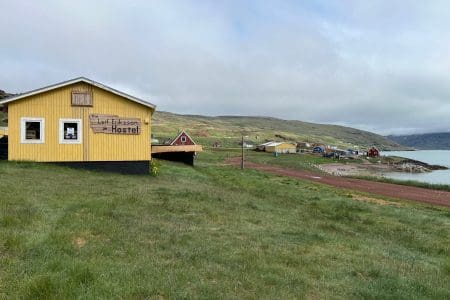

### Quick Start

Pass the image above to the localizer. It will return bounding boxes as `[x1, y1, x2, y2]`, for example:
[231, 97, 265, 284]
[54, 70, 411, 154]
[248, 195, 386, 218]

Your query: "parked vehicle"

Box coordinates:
[313, 146, 325, 153]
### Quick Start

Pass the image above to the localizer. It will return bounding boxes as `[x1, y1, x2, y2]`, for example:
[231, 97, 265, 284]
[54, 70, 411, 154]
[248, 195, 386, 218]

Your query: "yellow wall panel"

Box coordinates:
[265, 143, 296, 153]
[8, 82, 153, 162]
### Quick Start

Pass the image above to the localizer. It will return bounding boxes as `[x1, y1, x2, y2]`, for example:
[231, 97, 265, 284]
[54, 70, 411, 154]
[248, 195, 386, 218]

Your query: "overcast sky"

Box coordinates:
[1, 1, 450, 135]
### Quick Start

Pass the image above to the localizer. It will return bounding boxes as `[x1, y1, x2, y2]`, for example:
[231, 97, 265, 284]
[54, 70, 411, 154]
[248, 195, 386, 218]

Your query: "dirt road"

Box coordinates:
[228, 158, 450, 208]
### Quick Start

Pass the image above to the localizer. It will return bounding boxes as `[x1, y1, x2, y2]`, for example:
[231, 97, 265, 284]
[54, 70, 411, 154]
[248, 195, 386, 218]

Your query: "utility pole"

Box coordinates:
[241, 135, 244, 170]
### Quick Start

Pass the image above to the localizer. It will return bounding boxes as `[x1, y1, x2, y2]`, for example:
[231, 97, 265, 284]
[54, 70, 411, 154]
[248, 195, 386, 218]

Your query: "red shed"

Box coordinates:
[368, 146, 380, 157]
[170, 130, 196, 146]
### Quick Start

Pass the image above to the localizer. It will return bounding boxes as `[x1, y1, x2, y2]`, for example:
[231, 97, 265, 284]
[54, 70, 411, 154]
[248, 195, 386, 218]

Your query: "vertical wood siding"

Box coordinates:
[8, 83, 152, 162]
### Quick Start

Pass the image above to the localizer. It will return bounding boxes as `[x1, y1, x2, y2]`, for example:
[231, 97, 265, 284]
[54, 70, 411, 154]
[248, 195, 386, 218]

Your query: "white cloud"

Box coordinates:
[1, 0, 450, 135]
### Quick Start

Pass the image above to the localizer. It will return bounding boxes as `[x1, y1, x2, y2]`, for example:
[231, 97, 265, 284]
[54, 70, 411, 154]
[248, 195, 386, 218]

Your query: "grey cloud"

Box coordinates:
[1, 0, 450, 135]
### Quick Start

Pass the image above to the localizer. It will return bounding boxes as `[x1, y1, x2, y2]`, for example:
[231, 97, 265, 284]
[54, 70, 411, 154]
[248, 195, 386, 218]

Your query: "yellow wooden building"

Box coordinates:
[0, 77, 155, 173]
[263, 142, 297, 154]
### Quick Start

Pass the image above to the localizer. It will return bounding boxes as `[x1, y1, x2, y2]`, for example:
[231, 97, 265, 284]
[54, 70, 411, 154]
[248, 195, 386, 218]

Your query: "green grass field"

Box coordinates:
[350, 175, 450, 192]
[1, 152, 449, 298]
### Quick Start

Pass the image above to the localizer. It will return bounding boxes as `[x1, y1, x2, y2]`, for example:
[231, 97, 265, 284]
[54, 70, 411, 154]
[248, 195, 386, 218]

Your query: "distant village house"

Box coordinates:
[170, 130, 196, 146]
[152, 130, 202, 165]
[367, 146, 380, 157]
[258, 141, 296, 154]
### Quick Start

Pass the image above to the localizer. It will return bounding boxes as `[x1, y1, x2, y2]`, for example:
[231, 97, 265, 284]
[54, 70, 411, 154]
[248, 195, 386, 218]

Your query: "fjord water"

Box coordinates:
[382, 150, 450, 185]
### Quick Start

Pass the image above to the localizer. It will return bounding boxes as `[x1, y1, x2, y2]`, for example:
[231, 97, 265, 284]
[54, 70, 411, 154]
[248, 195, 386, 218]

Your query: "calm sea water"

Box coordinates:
[381, 150, 450, 185]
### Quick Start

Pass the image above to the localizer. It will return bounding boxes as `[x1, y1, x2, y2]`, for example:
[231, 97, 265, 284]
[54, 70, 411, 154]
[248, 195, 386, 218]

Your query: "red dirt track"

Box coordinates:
[228, 158, 450, 208]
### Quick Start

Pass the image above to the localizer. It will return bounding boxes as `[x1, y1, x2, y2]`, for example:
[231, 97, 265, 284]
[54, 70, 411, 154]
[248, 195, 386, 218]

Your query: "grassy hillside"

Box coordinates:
[153, 111, 405, 150]
[0, 90, 13, 126]
[0, 90, 12, 127]
[389, 133, 450, 150]
[0, 152, 449, 298]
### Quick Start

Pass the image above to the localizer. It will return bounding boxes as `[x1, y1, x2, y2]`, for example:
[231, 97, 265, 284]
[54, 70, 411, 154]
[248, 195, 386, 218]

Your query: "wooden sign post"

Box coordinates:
[89, 114, 141, 134]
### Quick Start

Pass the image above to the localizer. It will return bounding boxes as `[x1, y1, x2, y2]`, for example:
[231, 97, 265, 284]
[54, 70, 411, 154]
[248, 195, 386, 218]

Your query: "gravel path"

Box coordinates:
[228, 158, 450, 208]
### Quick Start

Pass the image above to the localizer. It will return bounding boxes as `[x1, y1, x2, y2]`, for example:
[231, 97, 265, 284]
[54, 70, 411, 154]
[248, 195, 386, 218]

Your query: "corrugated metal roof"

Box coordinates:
[0, 77, 156, 109]
[261, 142, 296, 147]
[259, 141, 275, 146]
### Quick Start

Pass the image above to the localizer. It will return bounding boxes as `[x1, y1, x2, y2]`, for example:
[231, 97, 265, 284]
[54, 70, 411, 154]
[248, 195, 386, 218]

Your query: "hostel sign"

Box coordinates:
[89, 114, 141, 134]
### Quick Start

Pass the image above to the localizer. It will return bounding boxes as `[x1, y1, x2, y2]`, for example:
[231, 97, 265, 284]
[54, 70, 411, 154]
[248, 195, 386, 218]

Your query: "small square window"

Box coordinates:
[64, 123, 78, 140]
[181, 136, 187, 143]
[59, 119, 82, 144]
[21, 118, 45, 143]
[26, 122, 41, 140]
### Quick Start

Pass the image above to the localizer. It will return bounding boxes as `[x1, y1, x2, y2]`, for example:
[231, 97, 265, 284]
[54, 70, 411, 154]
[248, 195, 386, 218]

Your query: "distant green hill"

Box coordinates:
[153, 111, 405, 150]
[388, 133, 450, 150]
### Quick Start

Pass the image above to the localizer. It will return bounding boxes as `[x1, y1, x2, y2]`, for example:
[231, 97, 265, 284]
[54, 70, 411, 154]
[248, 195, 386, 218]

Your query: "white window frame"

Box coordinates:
[21, 117, 45, 144]
[59, 118, 82, 144]
[181, 136, 187, 143]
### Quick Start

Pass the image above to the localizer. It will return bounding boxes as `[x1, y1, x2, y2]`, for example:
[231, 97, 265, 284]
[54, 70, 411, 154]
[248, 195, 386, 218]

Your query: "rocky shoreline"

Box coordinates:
[318, 158, 448, 177]
[397, 158, 448, 171]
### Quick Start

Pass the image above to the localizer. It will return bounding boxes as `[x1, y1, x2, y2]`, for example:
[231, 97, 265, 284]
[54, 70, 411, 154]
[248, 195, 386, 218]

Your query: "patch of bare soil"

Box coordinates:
[193, 130, 210, 137]
[228, 157, 450, 208]
[350, 194, 402, 207]
[317, 163, 391, 177]
[74, 237, 87, 248]
[318, 159, 446, 177]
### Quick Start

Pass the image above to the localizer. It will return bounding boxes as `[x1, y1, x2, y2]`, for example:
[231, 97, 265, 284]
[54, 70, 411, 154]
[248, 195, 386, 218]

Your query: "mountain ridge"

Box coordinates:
[388, 132, 450, 150]
[153, 111, 406, 150]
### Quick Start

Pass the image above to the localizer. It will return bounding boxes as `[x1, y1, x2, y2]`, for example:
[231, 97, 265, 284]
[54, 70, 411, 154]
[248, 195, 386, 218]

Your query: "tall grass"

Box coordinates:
[351, 175, 450, 192]
[0, 154, 449, 298]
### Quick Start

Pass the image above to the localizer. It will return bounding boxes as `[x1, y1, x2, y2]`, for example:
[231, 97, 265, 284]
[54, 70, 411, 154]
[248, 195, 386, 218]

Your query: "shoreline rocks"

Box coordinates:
[395, 159, 448, 172]
[319, 158, 448, 177]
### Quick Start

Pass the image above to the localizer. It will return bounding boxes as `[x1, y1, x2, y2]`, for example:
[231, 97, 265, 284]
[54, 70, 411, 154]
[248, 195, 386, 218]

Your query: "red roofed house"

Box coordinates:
[367, 146, 380, 157]
[152, 130, 202, 165]
[170, 130, 196, 146]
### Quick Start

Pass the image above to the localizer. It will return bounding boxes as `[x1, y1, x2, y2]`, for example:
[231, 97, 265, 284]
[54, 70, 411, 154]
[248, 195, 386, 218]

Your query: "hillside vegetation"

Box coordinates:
[389, 133, 450, 150]
[0, 90, 11, 127]
[153, 111, 405, 150]
[0, 153, 449, 298]
[0, 112, 5, 127]
[0, 90, 12, 127]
